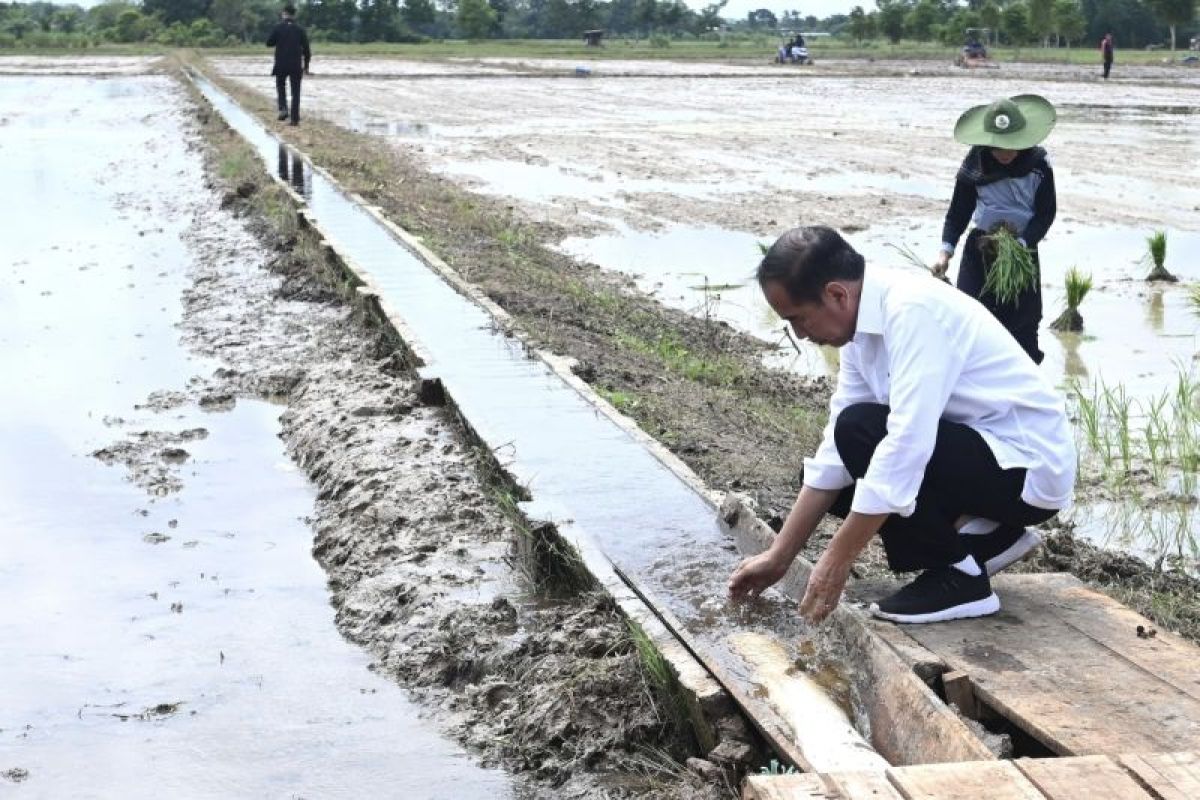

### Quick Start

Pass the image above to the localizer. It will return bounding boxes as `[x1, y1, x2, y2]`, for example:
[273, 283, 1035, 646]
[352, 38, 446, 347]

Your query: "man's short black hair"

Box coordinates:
[282, 3, 296, 15]
[756, 226, 865, 304]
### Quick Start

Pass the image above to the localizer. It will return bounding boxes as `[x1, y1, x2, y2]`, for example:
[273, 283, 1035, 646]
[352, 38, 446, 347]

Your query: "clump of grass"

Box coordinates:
[1050, 267, 1093, 332]
[980, 226, 1037, 305]
[1145, 230, 1177, 282]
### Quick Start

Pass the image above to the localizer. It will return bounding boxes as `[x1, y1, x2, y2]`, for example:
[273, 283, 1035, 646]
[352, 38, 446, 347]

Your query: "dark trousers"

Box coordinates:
[1103, 58, 1113, 79]
[827, 403, 1056, 572]
[275, 71, 302, 122]
[957, 227, 1043, 364]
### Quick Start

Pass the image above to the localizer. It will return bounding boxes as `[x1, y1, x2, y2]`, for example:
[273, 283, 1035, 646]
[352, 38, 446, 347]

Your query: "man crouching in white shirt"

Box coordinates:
[728, 226, 1075, 624]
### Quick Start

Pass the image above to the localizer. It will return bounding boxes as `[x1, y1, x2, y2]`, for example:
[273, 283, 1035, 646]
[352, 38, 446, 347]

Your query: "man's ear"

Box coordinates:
[824, 281, 850, 309]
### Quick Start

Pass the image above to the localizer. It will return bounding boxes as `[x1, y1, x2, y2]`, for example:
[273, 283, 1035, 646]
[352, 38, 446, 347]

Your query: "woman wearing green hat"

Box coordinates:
[933, 94, 1057, 364]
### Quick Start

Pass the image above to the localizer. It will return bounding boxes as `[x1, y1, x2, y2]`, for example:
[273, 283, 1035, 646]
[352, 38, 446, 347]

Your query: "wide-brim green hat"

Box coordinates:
[953, 94, 1057, 149]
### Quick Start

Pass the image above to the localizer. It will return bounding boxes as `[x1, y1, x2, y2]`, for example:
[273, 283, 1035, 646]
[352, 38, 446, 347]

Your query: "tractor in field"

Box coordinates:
[955, 28, 999, 69]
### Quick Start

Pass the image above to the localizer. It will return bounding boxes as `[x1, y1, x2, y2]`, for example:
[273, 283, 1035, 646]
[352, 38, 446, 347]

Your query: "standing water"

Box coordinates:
[0, 74, 518, 797]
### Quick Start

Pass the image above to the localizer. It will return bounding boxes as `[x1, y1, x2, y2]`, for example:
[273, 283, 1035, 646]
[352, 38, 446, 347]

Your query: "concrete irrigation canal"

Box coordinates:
[4, 56, 1200, 799]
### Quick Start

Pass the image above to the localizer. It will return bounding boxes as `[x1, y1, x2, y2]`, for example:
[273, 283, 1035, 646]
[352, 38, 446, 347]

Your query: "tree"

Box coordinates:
[457, 0, 496, 38]
[904, 0, 939, 40]
[746, 8, 777, 29]
[979, 0, 1000, 32]
[695, 0, 726, 34]
[1052, 0, 1086, 45]
[51, 7, 85, 33]
[847, 4, 875, 41]
[142, 0, 211, 26]
[1146, 0, 1194, 49]
[1027, 0, 1053, 44]
[875, 0, 909, 42]
[1001, 1, 1029, 43]
[402, 0, 436, 30]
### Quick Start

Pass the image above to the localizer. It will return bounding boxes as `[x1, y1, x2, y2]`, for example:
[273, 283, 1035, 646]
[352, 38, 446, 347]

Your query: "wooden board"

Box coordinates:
[822, 770, 906, 798]
[1016, 755, 1153, 799]
[891, 573, 1200, 755]
[1118, 751, 1200, 800]
[1028, 573, 1200, 703]
[720, 496, 995, 766]
[887, 761, 1044, 800]
[742, 774, 835, 800]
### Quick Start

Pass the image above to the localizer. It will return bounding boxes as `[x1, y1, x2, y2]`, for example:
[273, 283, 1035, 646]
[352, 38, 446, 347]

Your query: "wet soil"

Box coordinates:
[0, 71, 517, 799]
[185, 78, 727, 797]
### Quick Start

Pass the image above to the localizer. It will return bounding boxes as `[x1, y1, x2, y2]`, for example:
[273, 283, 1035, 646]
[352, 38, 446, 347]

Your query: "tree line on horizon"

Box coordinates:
[0, 0, 1194, 50]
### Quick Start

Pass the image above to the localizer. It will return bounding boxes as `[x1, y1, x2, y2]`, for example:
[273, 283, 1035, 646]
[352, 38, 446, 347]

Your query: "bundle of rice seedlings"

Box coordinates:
[1050, 267, 1093, 332]
[980, 226, 1038, 305]
[1145, 230, 1177, 282]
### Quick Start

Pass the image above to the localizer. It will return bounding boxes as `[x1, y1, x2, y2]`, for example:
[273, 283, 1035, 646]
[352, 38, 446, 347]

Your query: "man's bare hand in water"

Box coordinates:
[728, 550, 790, 601]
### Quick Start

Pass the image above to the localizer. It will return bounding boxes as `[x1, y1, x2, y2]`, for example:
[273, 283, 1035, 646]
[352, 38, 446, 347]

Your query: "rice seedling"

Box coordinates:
[1145, 230, 1178, 282]
[1070, 378, 1104, 454]
[1102, 382, 1133, 476]
[885, 242, 948, 282]
[980, 226, 1038, 305]
[1050, 267, 1093, 332]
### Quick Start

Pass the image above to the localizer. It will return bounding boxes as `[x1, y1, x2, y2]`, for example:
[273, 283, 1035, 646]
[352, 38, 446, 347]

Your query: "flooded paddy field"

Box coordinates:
[0, 70, 524, 798]
[3, 66, 721, 798]
[215, 55, 1200, 574]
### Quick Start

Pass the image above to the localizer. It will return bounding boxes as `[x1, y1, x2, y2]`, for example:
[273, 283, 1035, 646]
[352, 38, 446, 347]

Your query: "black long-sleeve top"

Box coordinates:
[940, 146, 1057, 252]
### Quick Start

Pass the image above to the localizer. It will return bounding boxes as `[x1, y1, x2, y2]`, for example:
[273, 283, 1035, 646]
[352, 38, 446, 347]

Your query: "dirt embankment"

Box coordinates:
[170, 81, 730, 798]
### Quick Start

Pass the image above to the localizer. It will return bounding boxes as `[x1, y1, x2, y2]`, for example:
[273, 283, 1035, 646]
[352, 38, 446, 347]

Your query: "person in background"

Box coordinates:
[1100, 33, 1115, 80]
[933, 94, 1057, 363]
[267, 4, 311, 126]
[729, 227, 1075, 624]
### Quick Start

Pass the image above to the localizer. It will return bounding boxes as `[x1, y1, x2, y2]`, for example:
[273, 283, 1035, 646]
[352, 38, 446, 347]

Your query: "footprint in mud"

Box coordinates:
[112, 702, 183, 722]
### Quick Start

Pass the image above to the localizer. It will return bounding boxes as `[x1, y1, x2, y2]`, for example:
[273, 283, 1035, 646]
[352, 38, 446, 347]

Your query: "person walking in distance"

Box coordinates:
[267, 4, 311, 126]
[1100, 33, 1114, 80]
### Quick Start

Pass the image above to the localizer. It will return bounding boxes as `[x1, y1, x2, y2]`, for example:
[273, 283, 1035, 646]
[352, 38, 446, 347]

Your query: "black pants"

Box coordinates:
[957, 227, 1043, 364]
[1103, 59, 1112, 79]
[827, 403, 1056, 572]
[275, 71, 302, 123]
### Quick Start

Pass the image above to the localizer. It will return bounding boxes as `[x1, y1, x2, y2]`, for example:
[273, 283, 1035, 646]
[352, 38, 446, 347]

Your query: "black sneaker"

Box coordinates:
[967, 525, 1042, 576]
[277, 110, 289, 120]
[871, 566, 999, 624]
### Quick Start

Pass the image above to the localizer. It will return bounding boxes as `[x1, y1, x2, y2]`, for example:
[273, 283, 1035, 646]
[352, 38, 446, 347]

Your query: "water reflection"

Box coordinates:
[1146, 288, 1165, 333]
[1057, 331, 1088, 380]
[277, 143, 308, 196]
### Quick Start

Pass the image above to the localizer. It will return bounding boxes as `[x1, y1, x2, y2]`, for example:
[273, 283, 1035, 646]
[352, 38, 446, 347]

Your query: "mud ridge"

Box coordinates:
[172, 73, 729, 799]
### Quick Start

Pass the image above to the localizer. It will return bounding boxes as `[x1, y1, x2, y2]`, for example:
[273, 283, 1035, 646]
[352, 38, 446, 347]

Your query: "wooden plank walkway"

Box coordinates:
[743, 752, 1200, 799]
[864, 573, 1200, 756]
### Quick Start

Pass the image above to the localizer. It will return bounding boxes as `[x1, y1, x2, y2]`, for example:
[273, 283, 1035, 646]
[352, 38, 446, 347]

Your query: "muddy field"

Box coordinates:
[215, 55, 1200, 572]
[1, 65, 724, 797]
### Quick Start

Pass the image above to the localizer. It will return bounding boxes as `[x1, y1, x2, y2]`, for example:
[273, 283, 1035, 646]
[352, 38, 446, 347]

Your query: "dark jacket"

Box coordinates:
[267, 19, 311, 76]
[941, 146, 1056, 250]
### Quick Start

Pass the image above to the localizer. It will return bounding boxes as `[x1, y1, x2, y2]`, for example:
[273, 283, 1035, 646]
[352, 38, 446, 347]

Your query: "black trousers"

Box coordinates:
[826, 403, 1056, 572]
[1103, 59, 1113, 79]
[275, 71, 302, 123]
[957, 227, 1043, 364]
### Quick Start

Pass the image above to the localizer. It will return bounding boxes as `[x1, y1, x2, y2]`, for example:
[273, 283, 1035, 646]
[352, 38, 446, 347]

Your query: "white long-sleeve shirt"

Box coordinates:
[803, 266, 1075, 516]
